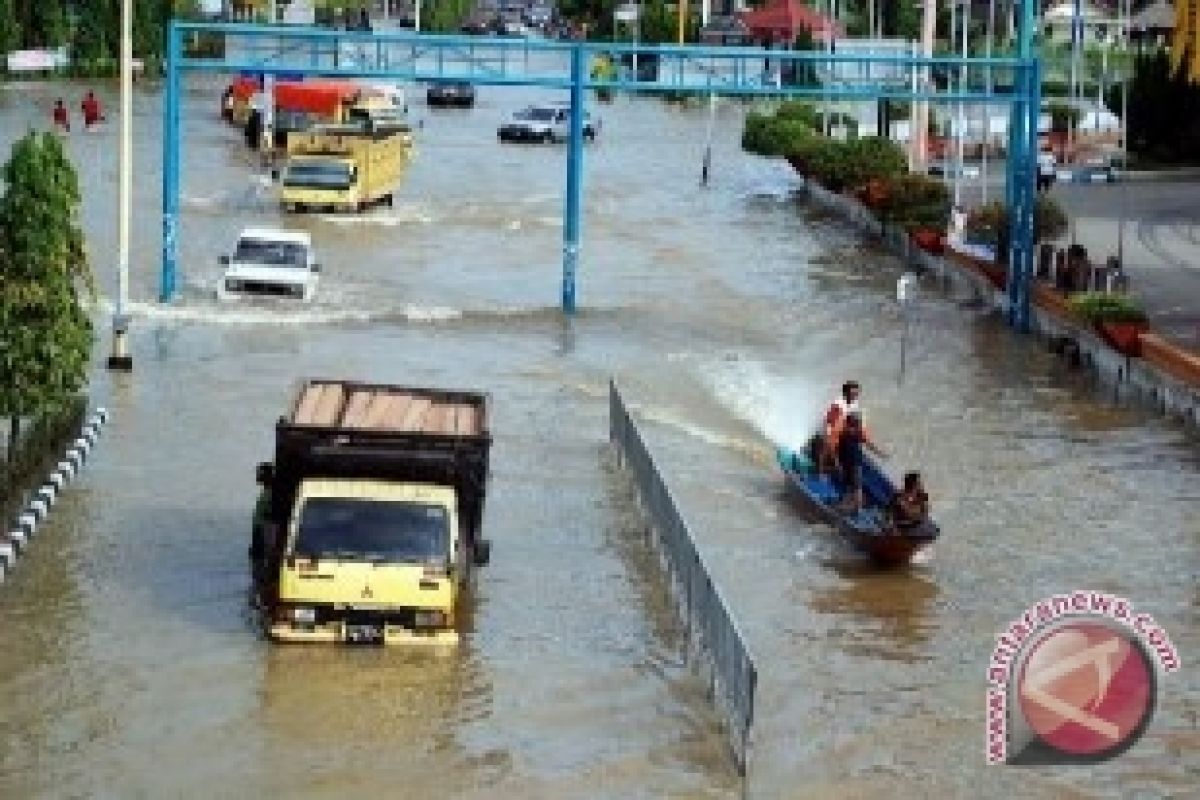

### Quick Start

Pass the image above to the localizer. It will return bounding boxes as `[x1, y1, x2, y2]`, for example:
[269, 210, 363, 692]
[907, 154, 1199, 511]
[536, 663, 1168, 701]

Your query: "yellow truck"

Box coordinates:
[280, 124, 408, 213]
[251, 379, 493, 646]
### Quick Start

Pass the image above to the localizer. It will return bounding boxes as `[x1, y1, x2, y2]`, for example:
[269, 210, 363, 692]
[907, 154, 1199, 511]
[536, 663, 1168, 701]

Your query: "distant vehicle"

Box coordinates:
[427, 81, 476, 108]
[497, 103, 598, 143]
[1058, 154, 1122, 184]
[218, 228, 320, 301]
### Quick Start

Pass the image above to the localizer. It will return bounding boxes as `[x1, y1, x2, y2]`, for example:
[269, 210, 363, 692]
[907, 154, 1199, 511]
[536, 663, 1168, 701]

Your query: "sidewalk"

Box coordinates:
[1051, 181, 1200, 355]
[948, 175, 1200, 355]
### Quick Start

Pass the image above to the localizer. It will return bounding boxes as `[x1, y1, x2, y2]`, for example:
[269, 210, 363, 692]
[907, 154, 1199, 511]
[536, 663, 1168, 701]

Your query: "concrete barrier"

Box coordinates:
[0, 408, 108, 586]
[799, 179, 1200, 433]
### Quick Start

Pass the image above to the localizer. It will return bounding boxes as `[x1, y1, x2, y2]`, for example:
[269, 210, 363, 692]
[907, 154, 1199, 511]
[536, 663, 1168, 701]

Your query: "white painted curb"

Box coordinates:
[1, 407, 107, 588]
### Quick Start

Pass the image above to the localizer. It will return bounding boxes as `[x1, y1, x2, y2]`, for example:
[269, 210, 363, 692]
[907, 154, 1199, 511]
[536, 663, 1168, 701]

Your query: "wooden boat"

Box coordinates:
[777, 443, 939, 567]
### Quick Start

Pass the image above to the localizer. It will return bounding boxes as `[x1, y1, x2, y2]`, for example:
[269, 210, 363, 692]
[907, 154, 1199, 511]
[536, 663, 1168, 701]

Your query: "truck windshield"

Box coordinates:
[233, 238, 308, 267]
[294, 499, 449, 563]
[283, 161, 354, 189]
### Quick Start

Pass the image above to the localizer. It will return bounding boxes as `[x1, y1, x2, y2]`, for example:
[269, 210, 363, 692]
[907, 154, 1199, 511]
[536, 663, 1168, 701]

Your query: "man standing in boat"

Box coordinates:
[818, 381, 861, 470]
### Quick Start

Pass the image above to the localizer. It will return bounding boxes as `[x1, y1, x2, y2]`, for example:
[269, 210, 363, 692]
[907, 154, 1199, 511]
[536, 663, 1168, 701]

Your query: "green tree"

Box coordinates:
[0, 133, 94, 455]
[15, 0, 69, 48]
[0, 0, 20, 58]
[71, 0, 117, 68]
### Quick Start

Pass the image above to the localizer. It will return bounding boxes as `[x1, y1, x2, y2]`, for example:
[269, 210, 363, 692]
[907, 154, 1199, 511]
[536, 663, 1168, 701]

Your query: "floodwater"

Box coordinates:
[0, 75, 1196, 799]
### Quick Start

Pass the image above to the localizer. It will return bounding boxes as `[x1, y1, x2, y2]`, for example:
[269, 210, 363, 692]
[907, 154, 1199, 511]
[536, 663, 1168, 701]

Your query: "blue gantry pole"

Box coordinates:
[562, 45, 586, 315]
[161, 21, 182, 302]
[1006, 0, 1038, 330]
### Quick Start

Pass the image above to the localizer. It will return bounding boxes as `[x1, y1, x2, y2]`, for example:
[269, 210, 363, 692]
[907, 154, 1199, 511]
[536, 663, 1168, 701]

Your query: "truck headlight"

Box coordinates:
[291, 607, 317, 624]
[414, 610, 446, 628]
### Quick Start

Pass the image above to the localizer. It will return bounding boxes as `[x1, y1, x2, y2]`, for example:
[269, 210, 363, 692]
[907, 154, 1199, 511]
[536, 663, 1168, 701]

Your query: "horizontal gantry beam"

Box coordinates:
[176, 21, 1037, 105]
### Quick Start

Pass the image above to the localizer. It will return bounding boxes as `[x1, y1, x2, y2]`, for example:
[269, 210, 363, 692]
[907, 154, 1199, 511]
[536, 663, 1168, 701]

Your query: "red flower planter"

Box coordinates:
[1096, 321, 1149, 357]
[976, 262, 1007, 291]
[910, 227, 945, 254]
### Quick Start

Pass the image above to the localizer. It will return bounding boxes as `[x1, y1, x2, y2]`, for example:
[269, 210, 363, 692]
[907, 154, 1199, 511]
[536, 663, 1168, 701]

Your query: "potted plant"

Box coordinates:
[1068, 292, 1151, 356]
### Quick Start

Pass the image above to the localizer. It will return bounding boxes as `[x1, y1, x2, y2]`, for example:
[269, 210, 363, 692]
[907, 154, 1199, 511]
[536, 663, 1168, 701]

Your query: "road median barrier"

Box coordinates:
[608, 380, 756, 776]
[1, 408, 108, 586]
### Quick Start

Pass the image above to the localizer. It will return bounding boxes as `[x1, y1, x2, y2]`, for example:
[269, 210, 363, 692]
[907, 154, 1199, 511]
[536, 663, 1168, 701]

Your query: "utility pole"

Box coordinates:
[263, 0, 277, 160]
[954, 0, 968, 209]
[415, 0, 422, 33]
[107, 0, 133, 371]
[1117, 0, 1129, 269]
[912, 0, 936, 173]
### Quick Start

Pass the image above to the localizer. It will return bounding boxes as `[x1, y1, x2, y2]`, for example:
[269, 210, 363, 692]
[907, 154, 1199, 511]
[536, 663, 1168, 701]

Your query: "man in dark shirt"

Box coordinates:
[891, 472, 930, 532]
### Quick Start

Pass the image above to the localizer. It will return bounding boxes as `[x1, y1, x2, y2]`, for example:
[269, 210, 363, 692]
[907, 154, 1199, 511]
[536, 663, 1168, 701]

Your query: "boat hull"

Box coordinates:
[778, 447, 939, 567]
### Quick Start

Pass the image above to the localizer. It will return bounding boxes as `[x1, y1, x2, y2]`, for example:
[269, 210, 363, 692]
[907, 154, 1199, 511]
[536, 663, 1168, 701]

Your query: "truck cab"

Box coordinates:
[281, 125, 407, 213]
[252, 380, 492, 646]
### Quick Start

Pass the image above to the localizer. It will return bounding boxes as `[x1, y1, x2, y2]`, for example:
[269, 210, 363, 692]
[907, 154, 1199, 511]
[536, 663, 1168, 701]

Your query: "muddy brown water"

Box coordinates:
[0, 77, 1195, 798]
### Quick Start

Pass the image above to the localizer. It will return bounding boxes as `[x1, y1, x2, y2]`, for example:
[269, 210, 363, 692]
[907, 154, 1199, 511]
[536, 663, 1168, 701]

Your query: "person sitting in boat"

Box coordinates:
[890, 472, 930, 532]
[833, 412, 887, 513]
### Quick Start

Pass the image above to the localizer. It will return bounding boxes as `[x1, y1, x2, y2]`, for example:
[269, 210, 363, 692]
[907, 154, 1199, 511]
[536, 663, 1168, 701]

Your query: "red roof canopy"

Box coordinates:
[738, 0, 843, 43]
[273, 81, 362, 115]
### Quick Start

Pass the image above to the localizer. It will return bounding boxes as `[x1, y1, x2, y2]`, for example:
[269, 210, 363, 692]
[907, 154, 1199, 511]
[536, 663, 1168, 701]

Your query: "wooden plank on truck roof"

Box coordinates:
[357, 391, 388, 429]
[386, 392, 413, 429]
[311, 382, 345, 426]
[432, 404, 452, 434]
[341, 390, 372, 428]
[370, 393, 405, 430]
[399, 396, 431, 433]
[455, 405, 474, 435]
[293, 382, 324, 424]
[425, 404, 445, 434]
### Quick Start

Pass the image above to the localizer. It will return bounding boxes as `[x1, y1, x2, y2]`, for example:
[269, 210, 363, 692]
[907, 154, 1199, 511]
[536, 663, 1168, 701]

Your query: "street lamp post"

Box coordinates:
[1117, 0, 1130, 269]
[951, 0, 967, 209]
[107, 0, 133, 371]
[982, 0, 995, 204]
[262, 0, 277, 159]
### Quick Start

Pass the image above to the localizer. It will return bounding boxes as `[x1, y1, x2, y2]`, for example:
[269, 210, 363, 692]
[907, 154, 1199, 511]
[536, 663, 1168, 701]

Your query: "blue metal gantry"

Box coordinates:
[164, 6, 1041, 328]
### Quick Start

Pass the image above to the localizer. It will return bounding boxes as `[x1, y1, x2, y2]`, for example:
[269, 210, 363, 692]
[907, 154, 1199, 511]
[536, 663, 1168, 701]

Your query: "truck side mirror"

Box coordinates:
[219, 254, 230, 265]
[255, 461, 274, 486]
[473, 539, 491, 567]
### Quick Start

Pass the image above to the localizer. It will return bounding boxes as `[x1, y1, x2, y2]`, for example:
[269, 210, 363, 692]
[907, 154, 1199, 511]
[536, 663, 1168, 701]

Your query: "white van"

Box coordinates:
[217, 228, 320, 301]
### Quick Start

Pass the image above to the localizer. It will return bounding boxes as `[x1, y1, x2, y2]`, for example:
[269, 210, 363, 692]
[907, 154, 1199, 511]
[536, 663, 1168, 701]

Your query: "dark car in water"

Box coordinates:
[427, 81, 476, 108]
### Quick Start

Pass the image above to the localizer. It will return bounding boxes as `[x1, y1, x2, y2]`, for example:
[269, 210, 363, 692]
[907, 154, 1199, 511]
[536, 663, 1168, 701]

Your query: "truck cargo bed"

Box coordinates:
[266, 380, 492, 559]
[289, 381, 484, 436]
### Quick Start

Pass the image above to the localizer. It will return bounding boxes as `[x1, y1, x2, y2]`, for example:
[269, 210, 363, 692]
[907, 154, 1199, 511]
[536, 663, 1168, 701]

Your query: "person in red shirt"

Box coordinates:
[81, 91, 104, 129]
[52, 99, 70, 132]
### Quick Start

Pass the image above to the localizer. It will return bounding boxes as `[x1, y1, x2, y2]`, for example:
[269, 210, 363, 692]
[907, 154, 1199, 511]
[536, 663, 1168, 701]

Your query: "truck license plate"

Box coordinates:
[345, 624, 384, 644]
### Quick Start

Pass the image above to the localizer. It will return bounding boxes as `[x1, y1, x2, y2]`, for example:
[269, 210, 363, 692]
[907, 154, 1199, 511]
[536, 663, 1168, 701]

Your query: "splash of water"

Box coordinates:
[698, 355, 828, 452]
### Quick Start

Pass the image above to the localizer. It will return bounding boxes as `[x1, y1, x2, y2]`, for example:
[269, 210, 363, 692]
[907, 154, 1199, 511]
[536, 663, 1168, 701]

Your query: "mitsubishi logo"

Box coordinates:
[361, 585, 373, 599]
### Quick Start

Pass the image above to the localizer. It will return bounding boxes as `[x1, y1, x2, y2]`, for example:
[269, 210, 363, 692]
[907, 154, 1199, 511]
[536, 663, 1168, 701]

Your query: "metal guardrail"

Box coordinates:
[608, 380, 756, 775]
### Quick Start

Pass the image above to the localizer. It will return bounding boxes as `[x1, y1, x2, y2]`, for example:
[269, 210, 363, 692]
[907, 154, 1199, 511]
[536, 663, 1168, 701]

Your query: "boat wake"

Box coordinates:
[694, 354, 825, 453]
[624, 400, 767, 464]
